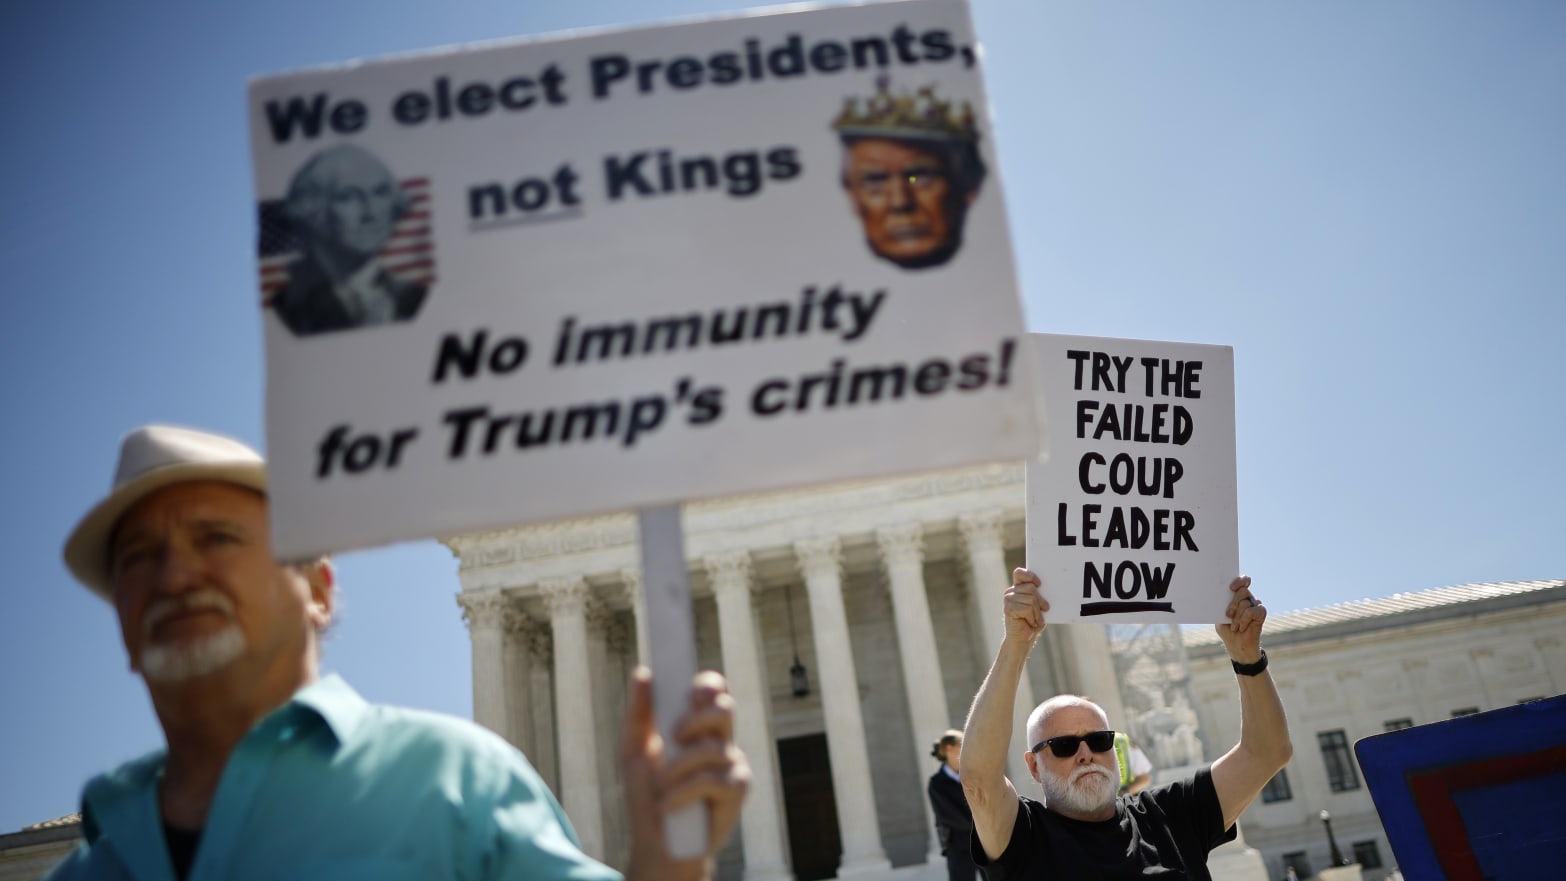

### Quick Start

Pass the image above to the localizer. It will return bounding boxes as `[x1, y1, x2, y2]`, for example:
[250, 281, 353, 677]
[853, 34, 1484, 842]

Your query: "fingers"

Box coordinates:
[626, 668, 735, 756]
[620, 666, 661, 761]
[661, 671, 750, 840]
[659, 740, 751, 815]
[672, 672, 736, 746]
[1006, 568, 1049, 631]
[1221, 575, 1265, 635]
[619, 667, 662, 860]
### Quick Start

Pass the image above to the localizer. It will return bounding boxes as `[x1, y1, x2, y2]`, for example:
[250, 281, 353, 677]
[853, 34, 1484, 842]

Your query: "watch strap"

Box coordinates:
[1231, 649, 1268, 677]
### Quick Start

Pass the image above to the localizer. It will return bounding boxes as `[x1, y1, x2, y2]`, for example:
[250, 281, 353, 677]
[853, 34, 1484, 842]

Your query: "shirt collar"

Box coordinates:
[941, 764, 961, 782]
[79, 676, 368, 845]
[288, 673, 370, 746]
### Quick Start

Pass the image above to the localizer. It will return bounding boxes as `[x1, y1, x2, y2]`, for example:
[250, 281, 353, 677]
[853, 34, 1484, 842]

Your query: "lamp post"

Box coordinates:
[1319, 809, 1347, 867]
[784, 583, 810, 697]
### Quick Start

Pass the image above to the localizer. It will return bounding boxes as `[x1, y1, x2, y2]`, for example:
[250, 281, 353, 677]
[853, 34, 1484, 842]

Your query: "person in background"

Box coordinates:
[928, 729, 977, 881]
[1114, 732, 1153, 795]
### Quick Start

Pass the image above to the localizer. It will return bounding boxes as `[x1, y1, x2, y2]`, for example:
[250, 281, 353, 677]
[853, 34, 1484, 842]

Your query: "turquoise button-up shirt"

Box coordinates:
[46, 675, 621, 881]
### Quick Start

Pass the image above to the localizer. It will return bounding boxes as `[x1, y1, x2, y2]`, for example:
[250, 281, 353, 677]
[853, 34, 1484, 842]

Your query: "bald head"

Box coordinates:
[1027, 695, 1110, 747]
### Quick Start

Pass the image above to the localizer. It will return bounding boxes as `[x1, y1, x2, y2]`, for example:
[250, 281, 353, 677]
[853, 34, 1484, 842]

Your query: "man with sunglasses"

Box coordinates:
[960, 568, 1291, 880]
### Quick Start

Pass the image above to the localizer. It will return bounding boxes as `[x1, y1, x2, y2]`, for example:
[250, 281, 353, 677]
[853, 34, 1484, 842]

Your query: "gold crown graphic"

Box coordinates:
[832, 77, 979, 143]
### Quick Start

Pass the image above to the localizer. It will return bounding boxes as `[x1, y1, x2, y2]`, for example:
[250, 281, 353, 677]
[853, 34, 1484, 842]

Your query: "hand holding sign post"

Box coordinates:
[638, 504, 707, 857]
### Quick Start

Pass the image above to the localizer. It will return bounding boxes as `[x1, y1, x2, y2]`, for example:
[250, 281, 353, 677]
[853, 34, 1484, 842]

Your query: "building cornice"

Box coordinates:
[444, 463, 1025, 592]
[1185, 580, 1566, 660]
[0, 821, 81, 852]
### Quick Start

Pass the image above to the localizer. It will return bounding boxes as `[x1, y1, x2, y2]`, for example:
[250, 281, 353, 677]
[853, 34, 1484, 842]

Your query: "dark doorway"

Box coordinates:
[778, 733, 842, 881]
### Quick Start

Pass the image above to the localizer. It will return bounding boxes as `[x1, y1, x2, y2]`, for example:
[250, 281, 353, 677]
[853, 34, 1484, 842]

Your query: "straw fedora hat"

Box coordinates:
[64, 425, 267, 600]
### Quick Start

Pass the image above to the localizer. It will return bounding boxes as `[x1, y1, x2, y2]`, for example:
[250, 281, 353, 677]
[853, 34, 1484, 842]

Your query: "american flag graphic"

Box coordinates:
[257, 178, 435, 306]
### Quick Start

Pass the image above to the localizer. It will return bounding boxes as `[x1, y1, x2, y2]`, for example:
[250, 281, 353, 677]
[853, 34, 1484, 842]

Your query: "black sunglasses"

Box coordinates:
[1031, 730, 1116, 758]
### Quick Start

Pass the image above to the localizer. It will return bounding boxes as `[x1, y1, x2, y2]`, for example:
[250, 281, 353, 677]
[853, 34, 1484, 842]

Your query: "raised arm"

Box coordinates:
[961, 567, 1048, 861]
[1208, 576, 1292, 830]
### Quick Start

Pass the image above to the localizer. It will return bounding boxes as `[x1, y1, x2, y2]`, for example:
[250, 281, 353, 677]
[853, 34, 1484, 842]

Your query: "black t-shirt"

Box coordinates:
[971, 767, 1236, 881]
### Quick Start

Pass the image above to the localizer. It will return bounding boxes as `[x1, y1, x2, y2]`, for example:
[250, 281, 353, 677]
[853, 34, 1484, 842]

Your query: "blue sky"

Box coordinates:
[2, 0, 1561, 834]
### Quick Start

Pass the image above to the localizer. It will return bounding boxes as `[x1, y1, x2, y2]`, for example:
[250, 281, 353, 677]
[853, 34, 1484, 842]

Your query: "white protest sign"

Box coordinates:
[249, 0, 1038, 561]
[1025, 333, 1237, 623]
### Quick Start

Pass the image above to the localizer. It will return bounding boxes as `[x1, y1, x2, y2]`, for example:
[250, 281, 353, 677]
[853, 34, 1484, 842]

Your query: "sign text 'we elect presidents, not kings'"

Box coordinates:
[248, 0, 1038, 560]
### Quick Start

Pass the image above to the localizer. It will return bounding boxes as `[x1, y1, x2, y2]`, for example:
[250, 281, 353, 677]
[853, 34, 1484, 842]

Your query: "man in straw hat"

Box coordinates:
[50, 424, 748, 881]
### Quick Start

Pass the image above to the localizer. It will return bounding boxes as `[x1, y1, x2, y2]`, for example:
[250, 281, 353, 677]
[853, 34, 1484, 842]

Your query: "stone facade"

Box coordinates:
[452, 465, 1035, 878]
[446, 464, 1267, 881]
[447, 463, 1563, 881]
[0, 816, 80, 881]
[1183, 580, 1566, 881]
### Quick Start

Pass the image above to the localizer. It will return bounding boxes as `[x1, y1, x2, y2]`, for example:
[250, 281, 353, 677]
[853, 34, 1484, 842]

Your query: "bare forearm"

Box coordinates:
[961, 636, 1034, 860]
[964, 641, 1027, 773]
[962, 637, 1031, 786]
[1211, 577, 1292, 827]
[1236, 668, 1291, 767]
[1211, 664, 1293, 828]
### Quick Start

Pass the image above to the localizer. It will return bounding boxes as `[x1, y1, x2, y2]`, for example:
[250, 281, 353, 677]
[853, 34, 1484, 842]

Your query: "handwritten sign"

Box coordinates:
[1025, 333, 1237, 623]
[248, 0, 1038, 559]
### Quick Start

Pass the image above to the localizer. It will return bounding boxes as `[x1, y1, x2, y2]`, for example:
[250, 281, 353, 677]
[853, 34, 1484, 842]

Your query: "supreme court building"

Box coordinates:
[445, 457, 1566, 881]
[446, 462, 1257, 881]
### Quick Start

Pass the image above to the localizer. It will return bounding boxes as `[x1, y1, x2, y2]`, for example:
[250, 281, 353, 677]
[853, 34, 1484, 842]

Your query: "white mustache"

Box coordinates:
[142, 591, 235, 640]
[1071, 765, 1114, 784]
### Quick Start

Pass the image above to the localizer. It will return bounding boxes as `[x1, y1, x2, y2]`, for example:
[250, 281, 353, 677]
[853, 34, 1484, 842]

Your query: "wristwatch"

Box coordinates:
[1231, 649, 1268, 677]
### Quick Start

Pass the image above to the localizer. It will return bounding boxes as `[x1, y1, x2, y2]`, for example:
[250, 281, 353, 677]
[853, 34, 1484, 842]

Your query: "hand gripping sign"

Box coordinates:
[249, 0, 1038, 856]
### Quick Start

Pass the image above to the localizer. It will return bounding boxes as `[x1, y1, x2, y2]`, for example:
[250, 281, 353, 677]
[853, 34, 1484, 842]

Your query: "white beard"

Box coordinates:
[1041, 763, 1118, 816]
[140, 625, 246, 682]
[137, 591, 247, 683]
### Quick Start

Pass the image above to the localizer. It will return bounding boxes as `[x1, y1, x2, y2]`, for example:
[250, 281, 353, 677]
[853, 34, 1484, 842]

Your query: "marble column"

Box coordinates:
[524, 622, 560, 795]
[959, 511, 1037, 789]
[542, 575, 604, 858]
[1062, 621, 1131, 737]
[458, 591, 517, 742]
[585, 598, 630, 870]
[876, 523, 950, 865]
[706, 552, 793, 881]
[502, 612, 537, 758]
[793, 537, 891, 876]
[621, 567, 652, 667]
